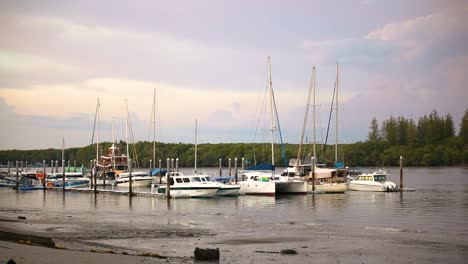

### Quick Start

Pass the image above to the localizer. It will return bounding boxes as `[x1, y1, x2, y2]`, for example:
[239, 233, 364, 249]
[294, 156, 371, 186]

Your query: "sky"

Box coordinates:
[0, 0, 467, 150]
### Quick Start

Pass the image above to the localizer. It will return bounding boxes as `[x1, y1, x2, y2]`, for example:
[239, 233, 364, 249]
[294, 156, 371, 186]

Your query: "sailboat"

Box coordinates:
[157, 119, 221, 198]
[238, 57, 306, 195]
[287, 64, 346, 193]
[115, 99, 153, 187]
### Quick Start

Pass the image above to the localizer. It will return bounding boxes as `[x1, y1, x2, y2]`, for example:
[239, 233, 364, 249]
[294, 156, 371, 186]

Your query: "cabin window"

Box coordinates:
[254, 176, 259, 181]
[176, 178, 183, 183]
[205, 177, 211, 181]
[193, 177, 201, 182]
[200, 177, 207, 182]
[169, 178, 174, 185]
[182, 178, 190, 183]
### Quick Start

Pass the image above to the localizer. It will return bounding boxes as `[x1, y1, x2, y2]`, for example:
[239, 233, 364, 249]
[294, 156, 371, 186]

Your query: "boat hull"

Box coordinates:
[238, 181, 275, 196]
[275, 181, 307, 195]
[347, 182, 385, 192]
[158, 186, 219, 198]
[310, 183, 347, 193]
[116, 178, 152, 187]
[217, 185, 241, 196]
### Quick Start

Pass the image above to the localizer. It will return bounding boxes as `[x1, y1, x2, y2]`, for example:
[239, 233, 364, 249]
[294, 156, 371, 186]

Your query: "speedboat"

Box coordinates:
[46, 172, 90, 188]
[116, 171, 153, 187]
[347, 170, 397, 192]
[212, 176, 241, 196]
[238, 171, 276, 196]
[157, 172, 220, 198]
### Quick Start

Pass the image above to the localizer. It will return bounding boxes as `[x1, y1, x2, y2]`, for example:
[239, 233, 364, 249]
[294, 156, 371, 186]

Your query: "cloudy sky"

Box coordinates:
[0, 0, 467, 150]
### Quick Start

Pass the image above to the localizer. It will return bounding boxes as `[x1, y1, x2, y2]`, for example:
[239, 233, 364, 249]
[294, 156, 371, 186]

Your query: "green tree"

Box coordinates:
[368, 117, 380, 142]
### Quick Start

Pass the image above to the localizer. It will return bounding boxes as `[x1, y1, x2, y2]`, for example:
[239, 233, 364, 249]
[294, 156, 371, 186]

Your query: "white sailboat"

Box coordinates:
[238, 57, 306, 195]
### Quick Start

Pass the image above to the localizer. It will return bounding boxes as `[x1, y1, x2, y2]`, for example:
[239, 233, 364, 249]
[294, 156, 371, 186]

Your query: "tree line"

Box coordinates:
[1, 109, 467, 168]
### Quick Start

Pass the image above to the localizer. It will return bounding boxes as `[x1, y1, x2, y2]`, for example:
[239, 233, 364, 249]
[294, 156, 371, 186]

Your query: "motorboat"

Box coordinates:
[347, 170, 398, 192]
[209, 176, 241, 196]
[238, 171, 276, 196]
[46, 172, 90, 188]
[157, 172, 220, 198]
[116, 171, 153, 187]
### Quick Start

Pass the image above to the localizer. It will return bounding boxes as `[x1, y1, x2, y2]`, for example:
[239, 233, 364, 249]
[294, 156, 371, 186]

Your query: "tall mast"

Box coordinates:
[125, 99, 130, 160]
[96, 99, 100, 165]
[194, 119, 198, 174]
[62, 137, 65, 165]
[335, 62, 339, 163]
[296, 66, 314, 168]
[111, 118, 115, 169]
[313, 67, 317, 160]
[152, 88, 156, 168]
[267, 56, 275, 166]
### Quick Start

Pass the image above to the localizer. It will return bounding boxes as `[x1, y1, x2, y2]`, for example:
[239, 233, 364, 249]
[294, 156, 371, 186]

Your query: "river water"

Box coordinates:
[0, 167, 467, 263]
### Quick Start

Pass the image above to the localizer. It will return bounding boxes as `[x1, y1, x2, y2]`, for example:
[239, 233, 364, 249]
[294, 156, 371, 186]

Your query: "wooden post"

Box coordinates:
[150, 159, 152, 170]
[400, 156, 403, 190]
[43, 160, 46, 190]
[166, 158, 170, 199]
[176, 158, 179, 172]
[89, 160, 93, 189]
[55, 160, 58, 174]
[242, 157, 245, 171]
[312, 157, 315, 191]
[62, 159, 66, 192]
[73, 161, 76, 172]
[228, 158, 232, 179]
[67, 161, 70, 172]
[234, 157, 238, 184]
[93, 160, 97, 194]
[159, 159, 162, 184]
[171, 158, 174, 172]
[7, 161, 10, 175]
[219, 158, 222, 176]
[15, 161, 19, 192]
[20, 161, 23, 172]
[50, 160, 53, 173]
[128, 158, 133, 196]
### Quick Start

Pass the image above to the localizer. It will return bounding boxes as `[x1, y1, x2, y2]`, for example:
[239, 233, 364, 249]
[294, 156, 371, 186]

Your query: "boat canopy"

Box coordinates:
[245, 164, 275, 171]
[150, 168, 167, 176]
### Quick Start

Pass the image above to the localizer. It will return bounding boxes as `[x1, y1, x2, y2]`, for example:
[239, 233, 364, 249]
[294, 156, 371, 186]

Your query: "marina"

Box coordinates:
[0, 167, 466, 263]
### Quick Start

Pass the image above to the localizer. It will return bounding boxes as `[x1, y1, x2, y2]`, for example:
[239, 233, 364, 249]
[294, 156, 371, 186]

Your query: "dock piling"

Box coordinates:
[234, 157, 238, 184]
[311, 157, 315, 191]
[219, 158, 222, 176]
[128, 158, 133, 196]
[158, 159, 162, 184]
[241, 157, 245, 171]
[15, 161, 19, 192]
[62, 160, 65, 192]
[55, 160, 58, 174]
[73, 161, 76, 172]
[228, 158, 232, 181]
[400, 156, 403, 190]
[150, 159, 152, 170]
[176, 158, 179, 172]
[43, 160, 46, 190]
[166, 158, 170, 199]
[7, 161, 10, 174]
[93, 159, 97, 194]
[171, 158, 174, 172]
[67, 161, 70, 172]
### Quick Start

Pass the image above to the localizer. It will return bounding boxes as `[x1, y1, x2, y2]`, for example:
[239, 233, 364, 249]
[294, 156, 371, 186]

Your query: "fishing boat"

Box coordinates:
[157, 172, 220, 198]
[116, 171, 153, 187]
[347, 170, 398, 192]
[45, 172, 90, 188]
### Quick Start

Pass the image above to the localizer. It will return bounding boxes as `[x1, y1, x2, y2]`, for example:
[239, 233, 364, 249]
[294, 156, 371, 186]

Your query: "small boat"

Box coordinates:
[238, 171, 276, 196]
[347, 170, 398, 192]
[116, 171, 153, 187]
[157, 172, 220, 198]
[212, 177, 241, 196]
[46, 172, 90, 188]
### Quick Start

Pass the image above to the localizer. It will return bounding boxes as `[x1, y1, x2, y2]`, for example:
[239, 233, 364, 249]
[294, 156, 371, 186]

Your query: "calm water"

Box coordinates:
[1, 167, 467, 263]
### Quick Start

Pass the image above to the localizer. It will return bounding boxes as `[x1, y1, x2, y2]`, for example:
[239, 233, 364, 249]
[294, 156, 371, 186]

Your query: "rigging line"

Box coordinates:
[323, 81, 336, 161]
[271, 88, 288, 168]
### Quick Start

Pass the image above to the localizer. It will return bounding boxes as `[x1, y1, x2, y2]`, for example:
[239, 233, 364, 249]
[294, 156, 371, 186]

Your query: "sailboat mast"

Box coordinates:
[194, 119, 198, 174]
[112, 118, 115, 170]
[62, 137, 65, 166]
[152, 88, 156, 168]
[96, 99, 100, 165]
[267, 56, 275, 166]
[312, 67, 317, 161]
[335, 62, 339, 163]
[125, 99, 130, 160]
[296, 66, 314, 168]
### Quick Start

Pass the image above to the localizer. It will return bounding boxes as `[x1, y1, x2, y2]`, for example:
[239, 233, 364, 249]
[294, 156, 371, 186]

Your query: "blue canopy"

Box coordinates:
[245, 164, 275, 171]
[150, 168, 167, 176]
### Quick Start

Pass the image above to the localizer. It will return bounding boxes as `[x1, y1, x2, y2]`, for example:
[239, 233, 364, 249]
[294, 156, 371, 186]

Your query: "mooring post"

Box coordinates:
[43, 160, 46, 190]
[67, 161, 70, 172]
[20, 161, 23, 172]
[219, 158, 222, 176]
[176, 158, 179, 172]
[234, 157, 238, 184]
[242, 157, 245, 171]
[128, 158, 133, 196]
[171, 158, 174, 172]
[166, 158, 171, 199]
[62, 160, 66, 192]
[159, 159, 162, 184]
[89, 160, 93, 189]
[7, 161, 10, 175]
[400, 156, 403, 191]
[73, 161, 76, 172]
[150, 159, 152, 170]
[312, 157, 316, 191]
[15, 161, 19, 192]
[93, 160, 97, 193]
[55, 160, 58, 174]
[228, 158, 232, 181]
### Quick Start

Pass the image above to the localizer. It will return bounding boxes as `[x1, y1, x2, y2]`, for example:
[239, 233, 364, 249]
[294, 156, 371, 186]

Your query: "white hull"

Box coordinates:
[159, 187, 219, 198]
[217, 184, 241, 196]
[275, 181, 307, 194]
[347, 182, 386, 192]
[238, 181, 275, 196]
[310, 183, 346, 193]
[116, 177, 152, 187]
